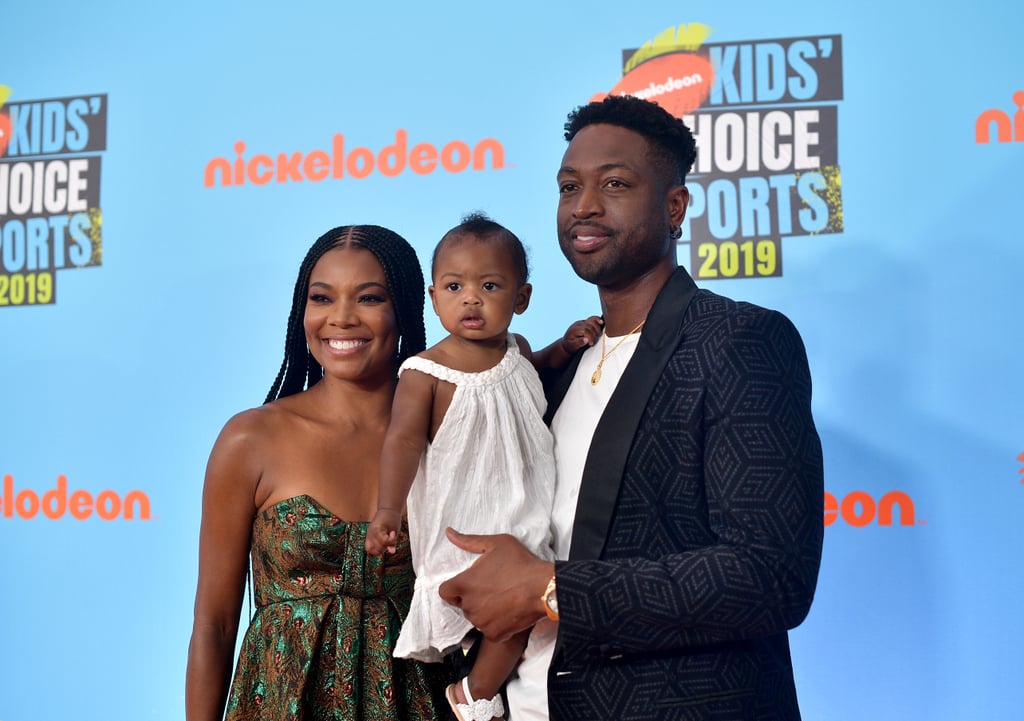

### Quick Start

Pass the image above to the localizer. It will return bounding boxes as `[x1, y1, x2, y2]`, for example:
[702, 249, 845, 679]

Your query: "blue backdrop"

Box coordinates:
[2, 1, 1022, 719]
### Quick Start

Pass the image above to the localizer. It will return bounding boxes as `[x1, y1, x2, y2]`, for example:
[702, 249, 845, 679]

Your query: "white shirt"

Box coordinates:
[506, 331, 641, 720]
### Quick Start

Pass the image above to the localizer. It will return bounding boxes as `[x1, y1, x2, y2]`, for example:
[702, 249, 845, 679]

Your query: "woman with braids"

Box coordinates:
[186, 225, 455, 721]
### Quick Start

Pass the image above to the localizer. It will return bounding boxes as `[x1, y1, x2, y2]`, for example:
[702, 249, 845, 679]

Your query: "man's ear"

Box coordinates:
[514, 283, 532, 315]
[668, 184, 690, 229]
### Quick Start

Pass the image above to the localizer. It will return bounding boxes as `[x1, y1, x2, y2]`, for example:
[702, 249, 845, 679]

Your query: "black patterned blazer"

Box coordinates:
[542, 268, 824, 721]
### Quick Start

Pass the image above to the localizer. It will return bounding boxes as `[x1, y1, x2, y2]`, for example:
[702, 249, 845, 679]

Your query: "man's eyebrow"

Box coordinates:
[558, 161, 633, 174]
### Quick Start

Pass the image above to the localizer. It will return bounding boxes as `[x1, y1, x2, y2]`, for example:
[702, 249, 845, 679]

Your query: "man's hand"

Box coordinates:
[439, 528, 554, 642]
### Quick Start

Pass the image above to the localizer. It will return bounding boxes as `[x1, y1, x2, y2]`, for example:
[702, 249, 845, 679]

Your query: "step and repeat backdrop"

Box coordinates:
[2, 1, 1022, 719]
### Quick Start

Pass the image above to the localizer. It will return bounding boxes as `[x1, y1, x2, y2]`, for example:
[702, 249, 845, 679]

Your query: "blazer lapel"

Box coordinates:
[568, 268, 698, 561]
[542, 350, 584, 426]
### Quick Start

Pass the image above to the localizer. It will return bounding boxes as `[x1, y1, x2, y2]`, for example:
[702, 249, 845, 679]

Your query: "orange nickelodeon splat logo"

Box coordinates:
[824, 490, 918, 527]
[0, 85, 12, 157]
[975, 90, 1024, 144]
[590, 23, 715, 116]
[1, 474, 152, 521]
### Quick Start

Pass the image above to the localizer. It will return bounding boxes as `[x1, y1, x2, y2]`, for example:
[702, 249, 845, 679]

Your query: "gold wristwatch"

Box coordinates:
[541, 575, 559, 621]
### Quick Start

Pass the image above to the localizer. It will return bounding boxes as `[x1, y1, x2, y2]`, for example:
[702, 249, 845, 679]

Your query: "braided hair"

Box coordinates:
[264, 225, 426, 403]
[564, 94, 697, 186]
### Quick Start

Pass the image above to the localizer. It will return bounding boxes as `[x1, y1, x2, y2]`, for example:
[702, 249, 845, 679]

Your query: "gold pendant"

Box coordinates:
[588, 319, 644, 388]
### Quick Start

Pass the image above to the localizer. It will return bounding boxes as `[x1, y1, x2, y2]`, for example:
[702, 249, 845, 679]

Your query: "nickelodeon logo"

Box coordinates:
[975, 90, 1024, 144]
[824, 490, 917, 527]
[204, 129, 505, 187]
[1, 474, 151, 521]
[592, 23, 715, 117]
[0, 85, 11, 157]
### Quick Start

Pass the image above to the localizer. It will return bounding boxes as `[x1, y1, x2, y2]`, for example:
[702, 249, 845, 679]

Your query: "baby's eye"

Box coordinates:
[446, 282, 462, 292]
[482, 282, 499, 291]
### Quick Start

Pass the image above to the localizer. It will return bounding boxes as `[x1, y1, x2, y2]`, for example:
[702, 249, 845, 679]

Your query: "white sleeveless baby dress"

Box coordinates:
[393, 335, 556, 662]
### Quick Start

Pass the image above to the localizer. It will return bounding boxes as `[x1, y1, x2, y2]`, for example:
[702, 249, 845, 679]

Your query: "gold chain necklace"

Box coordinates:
[590, 319, 646, 385]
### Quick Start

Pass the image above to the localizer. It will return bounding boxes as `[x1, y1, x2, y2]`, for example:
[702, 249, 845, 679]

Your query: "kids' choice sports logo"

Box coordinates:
[593, 23, 845, 280]
[975, 90, 1024, 144]
[203, 129, 506, 188]
[1, 474, 151, 521]
[0, 86, 106, 308]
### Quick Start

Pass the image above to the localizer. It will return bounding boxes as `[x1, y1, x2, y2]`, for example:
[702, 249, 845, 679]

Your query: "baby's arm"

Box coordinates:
[531, 315, 603, 370]
[366, 369, 434, 555]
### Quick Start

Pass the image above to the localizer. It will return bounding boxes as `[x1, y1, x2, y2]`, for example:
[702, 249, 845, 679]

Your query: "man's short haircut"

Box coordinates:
[564, 95, 698, 186]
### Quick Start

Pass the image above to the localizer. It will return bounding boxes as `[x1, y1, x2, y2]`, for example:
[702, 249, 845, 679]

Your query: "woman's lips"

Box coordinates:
[325, 338, 368, 352]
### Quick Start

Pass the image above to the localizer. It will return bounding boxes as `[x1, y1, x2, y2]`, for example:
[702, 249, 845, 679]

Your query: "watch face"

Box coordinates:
[543, 577, 559, 619]
[547, 593, 558, 614]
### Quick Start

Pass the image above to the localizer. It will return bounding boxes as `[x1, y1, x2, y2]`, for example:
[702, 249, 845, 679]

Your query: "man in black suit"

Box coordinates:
[440, 95, 823, 721]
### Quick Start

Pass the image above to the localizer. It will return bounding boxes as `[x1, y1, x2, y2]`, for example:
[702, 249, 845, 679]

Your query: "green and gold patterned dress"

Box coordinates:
[224, 495, 454, 720]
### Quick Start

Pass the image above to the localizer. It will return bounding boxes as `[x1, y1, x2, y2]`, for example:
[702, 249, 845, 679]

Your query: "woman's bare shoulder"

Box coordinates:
[220, 402, 278, 437]
[213, 398, 310, 458]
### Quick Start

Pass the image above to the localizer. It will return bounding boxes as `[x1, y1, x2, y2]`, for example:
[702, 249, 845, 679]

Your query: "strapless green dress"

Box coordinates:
[224, 495, 454, 720]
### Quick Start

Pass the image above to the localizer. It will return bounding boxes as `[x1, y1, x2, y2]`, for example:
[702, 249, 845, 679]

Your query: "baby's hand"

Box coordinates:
[561, 316, 604, 354]
[365, 509, 401, 556]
